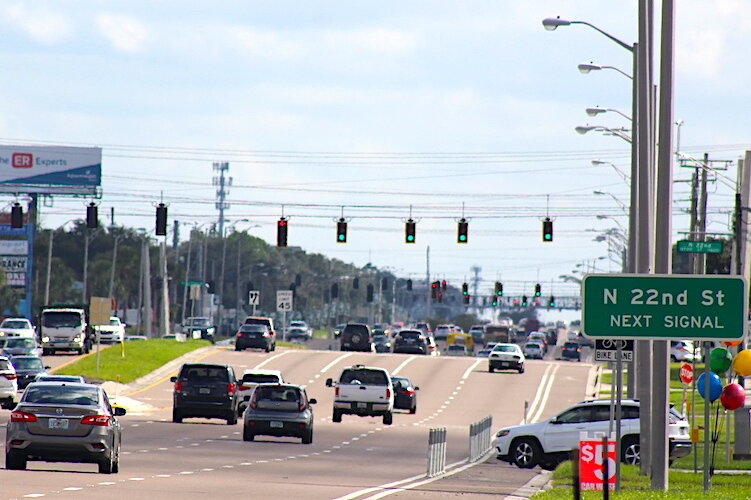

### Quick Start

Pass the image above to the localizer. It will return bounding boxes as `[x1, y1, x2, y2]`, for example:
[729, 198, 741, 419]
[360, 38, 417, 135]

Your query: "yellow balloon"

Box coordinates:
[733, 350, 751, 377]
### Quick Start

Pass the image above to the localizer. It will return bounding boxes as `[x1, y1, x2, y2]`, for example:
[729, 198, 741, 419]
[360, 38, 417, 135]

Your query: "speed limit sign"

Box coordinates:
[679, 363, 693, 385]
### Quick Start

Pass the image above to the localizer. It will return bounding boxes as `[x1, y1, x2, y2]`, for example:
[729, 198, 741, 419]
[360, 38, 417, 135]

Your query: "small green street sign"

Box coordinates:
[677, 240, 723, 254]
[582, 274, 747, 340]
[180, 281, 204, 286]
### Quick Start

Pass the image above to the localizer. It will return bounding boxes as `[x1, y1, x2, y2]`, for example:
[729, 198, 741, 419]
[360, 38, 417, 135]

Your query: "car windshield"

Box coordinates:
[240, 325, 267, 332]
[36, 375, 83, 382]
[42, 312, 82, 328]
[340, 369, 388, 385]
[290, 322, 305, 327]
[6, 339, 36, 349]
[180, 365, 227, 381]
[24, 385, 99, 405]
[398, 332, 422, 340]
[2, 320, 30, 329]
[448, 345, 465, 351]
[12, 358, 43, 370]
[242, 374, 281, 384]
[109, 318, 120, 326]
[391, 377, 410, 389]
[493, 345, 517, 353]
[187, 318, 211, 327]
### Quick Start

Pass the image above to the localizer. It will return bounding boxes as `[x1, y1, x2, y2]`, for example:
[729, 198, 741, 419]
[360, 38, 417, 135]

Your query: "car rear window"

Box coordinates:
[397, 332, 422, 340]
[2, 320, 29, 329]
[340, 369, 388, 385]
[0, 359, 11, 370]
[240, 325, 268, 332]
[12, 358, 43, 370]
[254, 386, 301, 410]
[564, 342, 579, 348]
[242, 374, 281, 384]
[6, 339, 36, 348]
[343, 324, 369, 335]
[493, 345, 517, 352]
[180, 365, 229, 381]
[24, 385, 99, 405]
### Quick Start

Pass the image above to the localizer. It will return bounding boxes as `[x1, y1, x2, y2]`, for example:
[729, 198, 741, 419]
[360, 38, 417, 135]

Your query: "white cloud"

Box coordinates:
[5, 5, 71, 44]
[96, 13, 149, 53]
[323, 28, 420, 54]
[227, 27, 301, 59]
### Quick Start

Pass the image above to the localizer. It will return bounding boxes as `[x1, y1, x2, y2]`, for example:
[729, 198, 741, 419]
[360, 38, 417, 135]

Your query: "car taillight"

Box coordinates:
[10, 411, 37, 422]
[400, 390, 414, 396]
[298, 404, 306, 411]
[238, 385, 249, 391]
[174, 381, 182, 392]
[335, 387, 339, 397]
[82, 415, 110, 426]
[236, 333, 242, 338]
[227, 383, 236, 395]
[2, 373, 17, 380]
[386, 387, 391, 398]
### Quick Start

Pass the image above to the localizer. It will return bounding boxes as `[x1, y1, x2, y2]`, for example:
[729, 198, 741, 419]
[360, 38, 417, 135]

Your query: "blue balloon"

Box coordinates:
[696, 372, 722, 402]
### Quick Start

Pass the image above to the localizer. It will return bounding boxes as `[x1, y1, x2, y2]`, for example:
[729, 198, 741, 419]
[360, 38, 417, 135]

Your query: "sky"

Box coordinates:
[1, 1, 750, 302]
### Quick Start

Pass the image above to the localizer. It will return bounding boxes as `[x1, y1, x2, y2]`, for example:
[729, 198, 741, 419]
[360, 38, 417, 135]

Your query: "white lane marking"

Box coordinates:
[158, 447, 168, 451]
[253, 350, 290, 369]
[179, 471, 194, 475]
[241, 462, 253, 466]
[462, 359, 482, 379]
[23, 495, 45, 498]
[522, 363, 553, 424]
[320, 353, 353, 374]
[201, 468, 214, 472]
[129, 478, 145, 481]
[529, 364, 560, 423]
[391, 356, 415, 376]
[97, 482, 116, 486]
[155, 475, 171, 478]
[63, 488, 82, 491]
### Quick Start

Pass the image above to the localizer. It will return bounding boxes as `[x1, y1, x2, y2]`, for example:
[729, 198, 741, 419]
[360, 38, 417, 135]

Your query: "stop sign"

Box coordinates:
[680, 363, 694, 384]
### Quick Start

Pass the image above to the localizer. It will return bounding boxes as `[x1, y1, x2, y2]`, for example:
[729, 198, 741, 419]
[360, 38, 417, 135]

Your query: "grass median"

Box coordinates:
[533, 462, 751, 499]
[55, 339, 211, 384]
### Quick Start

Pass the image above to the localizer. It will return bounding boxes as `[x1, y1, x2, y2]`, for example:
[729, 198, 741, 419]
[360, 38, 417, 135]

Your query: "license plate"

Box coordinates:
[270, 421, 283, 428]
[199, 388, 210, 394]
[357, 402, 368, 409]
[48, 418, 69, 430]
[500, 362, 509, 366]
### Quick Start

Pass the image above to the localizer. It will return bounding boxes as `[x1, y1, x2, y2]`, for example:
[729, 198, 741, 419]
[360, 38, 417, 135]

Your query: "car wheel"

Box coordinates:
[111, 446, 120, 474]
[621, 436, 640, 465]
[518, 365, 525, 374]
[172, 408, 183, 423]
[383, 411, 393, 425]
[511, 438, 542, 469]
[98, 455, 115, 474]
[6, 450, 27, 470]
[265, 344, 271, 353]
[332, 409, 342, 423]
[302, 428, 313, 444]
[234, 346, 242, 351]
[226, 411, 238, 425]
[242, 426, 254, 441]
[489, 365, 495, 373]
[409, 405, 417, 415]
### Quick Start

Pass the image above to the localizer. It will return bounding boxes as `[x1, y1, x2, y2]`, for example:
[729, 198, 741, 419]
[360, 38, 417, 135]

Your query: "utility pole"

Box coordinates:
[213, 162, 231, 237]
[425, 246, 431, 319]
[143, 236, 152, 338]
[159, 238, 169, 336]
[471, 266, 481, 312]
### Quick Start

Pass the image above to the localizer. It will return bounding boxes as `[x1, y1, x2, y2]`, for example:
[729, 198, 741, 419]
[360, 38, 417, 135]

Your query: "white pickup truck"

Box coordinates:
[326, 364, 394, 425]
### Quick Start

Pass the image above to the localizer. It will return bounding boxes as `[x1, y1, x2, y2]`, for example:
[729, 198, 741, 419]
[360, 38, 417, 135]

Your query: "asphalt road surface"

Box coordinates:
[2, 343, 593, 499]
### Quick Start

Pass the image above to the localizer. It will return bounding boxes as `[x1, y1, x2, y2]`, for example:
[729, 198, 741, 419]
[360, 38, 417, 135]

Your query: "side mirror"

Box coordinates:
[414, 386, 420, 391]
[325, 378, 333, 387]
[170, 376, 177, 383]
[44, 366, 51, 369]
[550, 417, 561, 425]
[113, 406, 127, 416]
[309, 398, 317, 404]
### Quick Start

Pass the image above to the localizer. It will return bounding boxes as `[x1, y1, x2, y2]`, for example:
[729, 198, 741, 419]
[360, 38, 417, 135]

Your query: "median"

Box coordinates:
[54, 339, 211, 383]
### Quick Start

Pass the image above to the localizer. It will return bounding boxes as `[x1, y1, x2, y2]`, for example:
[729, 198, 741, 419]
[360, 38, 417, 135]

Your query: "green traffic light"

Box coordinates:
[544, 234, 552, 240]
[338, 234, 345, 241]
[459, 235, 466, 241]
[407, 235, 414, 242]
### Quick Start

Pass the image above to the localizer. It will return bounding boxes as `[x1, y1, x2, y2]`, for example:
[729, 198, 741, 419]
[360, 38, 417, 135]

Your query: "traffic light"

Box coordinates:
[366, 284, 374, 302]
[441, 280, 447, 291]
[405, 219, 416, 243]
[534, 283, 542, 297]
[382, 277, 388, 291]
[431, 281, 439, 299]
[462, 283, 469, 296]
[548, 296, 556, 308]
[457, 218, 468, 243]
[155, 203, 167, 236]
[277, 217, 288, 248]
[207, 281, 216, 294]
[336, 217, 347, 243]
[245, 281, 254, 294]
[406, 279, 412, 291]
[521, 295, 528, 307]
[331, 283, 339, 299]
[10, 202, 23, 228]
[494, 281, 503, 296]
[463, 294, 470, 305]
[352, 277, 359, 289]
[491, 296, 498, 307]
[86, 202, 98, 229]
[542, 217, 553, 242]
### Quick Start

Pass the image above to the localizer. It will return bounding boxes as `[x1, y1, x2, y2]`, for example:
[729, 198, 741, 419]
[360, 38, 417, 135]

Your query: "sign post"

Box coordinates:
[248, 290, 260, 316]
[276, 290, 293, 341]
[679, 362, 693, 416]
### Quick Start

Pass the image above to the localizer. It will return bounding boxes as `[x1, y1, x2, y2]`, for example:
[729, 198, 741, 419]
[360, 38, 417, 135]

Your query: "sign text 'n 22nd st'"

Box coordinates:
[581, 274, 747, 340]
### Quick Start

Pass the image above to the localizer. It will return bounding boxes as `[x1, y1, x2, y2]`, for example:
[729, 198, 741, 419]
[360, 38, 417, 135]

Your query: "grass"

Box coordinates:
[313, 328, 330, 339]
[533, 461, 751, 499]
[277, 341, 308, 349]
[55, 339, 210, 383]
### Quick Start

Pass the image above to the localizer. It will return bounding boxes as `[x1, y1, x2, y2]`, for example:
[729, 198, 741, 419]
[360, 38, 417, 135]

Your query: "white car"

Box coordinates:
[670, 340, 696, 362]
[0, 355, 18, 409]
[445, 345, 468, 356]
[237, 369, 285, 415]
[0, 318, 35, 340]
[488, 343, 525, 373]
[493, 398, 691, 470]
[523, 341, 544, 360]
[93, 317, 126, 343]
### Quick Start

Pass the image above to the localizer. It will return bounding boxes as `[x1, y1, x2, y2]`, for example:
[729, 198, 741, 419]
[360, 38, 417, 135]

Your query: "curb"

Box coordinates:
[123, 345, 223, 395]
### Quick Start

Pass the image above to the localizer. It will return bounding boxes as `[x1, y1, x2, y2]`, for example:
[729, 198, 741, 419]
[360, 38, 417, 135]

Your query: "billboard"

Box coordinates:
[0, 145, 101, 188]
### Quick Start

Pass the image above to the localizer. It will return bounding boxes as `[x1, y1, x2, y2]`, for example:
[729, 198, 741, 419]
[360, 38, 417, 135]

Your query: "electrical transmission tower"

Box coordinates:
[213, 162, 231, 236]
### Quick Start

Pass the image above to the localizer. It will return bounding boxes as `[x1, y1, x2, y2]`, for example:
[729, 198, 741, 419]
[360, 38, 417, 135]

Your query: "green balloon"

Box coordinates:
[709, 348, 732, 374]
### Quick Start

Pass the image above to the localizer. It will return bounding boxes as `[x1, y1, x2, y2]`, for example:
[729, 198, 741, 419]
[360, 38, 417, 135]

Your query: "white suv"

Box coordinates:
[0, 355, 18, 409]
[493, 398, 691, 470]
[237, 369, 285, 415]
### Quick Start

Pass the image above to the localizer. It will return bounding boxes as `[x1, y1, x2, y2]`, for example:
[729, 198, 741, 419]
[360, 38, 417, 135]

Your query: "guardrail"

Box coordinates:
[469, 415, 493, 462]
[427, 427, 447, 477]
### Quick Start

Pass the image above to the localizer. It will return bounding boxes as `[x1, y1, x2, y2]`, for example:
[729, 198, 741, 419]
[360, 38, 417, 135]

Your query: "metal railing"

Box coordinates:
[427, 427, 447, 477]
[469, 416, 493, 462]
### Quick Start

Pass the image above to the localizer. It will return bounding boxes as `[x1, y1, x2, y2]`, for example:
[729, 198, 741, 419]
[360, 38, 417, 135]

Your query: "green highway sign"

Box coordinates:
[180, 281, 204, 286]
[582, 274, 747, 340]
[676, 240, 723, 254]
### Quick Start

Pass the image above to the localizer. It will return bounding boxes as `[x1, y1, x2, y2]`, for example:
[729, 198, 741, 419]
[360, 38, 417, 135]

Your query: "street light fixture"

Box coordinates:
[576, 125, 632, 143]
[593, 190, 628, 214]
[45, 219, 79, 304]
[592, 160, 630, 184]
[578, 62, 633, 80]
[586, 106, 632, 122]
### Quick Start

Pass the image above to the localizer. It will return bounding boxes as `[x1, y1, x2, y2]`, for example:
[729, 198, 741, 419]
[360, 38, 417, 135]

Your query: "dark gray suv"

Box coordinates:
[171, 363, 239, 425]
[5, 382, 125, 473]
[340, 323, 373, 352]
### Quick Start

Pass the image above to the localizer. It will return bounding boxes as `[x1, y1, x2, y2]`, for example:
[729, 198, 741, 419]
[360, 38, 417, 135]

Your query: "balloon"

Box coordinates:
[720, 383, 746, 411]
[696, 372, 722, 402]
[733, 350, 751, 377]
[709, 348, 733, 374]
[722, 340, 742, 347]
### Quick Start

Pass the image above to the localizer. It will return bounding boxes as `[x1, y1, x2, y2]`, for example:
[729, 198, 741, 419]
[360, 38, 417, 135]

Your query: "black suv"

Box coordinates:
[235, 324, 276, 352]
[393, 330, 428, 355]
[340, 323, 373, 352]
[171, 363, 239, 425]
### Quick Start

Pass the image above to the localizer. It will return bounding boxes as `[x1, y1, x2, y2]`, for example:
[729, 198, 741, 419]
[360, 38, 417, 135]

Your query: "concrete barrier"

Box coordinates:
[427, 427, 447, 477]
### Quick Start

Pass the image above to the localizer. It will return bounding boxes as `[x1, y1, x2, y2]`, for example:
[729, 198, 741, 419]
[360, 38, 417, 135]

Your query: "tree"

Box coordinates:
[0, 269, 18, 316]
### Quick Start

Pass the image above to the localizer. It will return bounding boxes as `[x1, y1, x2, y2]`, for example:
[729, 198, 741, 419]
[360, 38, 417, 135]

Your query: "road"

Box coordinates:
[1, 341, 593, 499]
